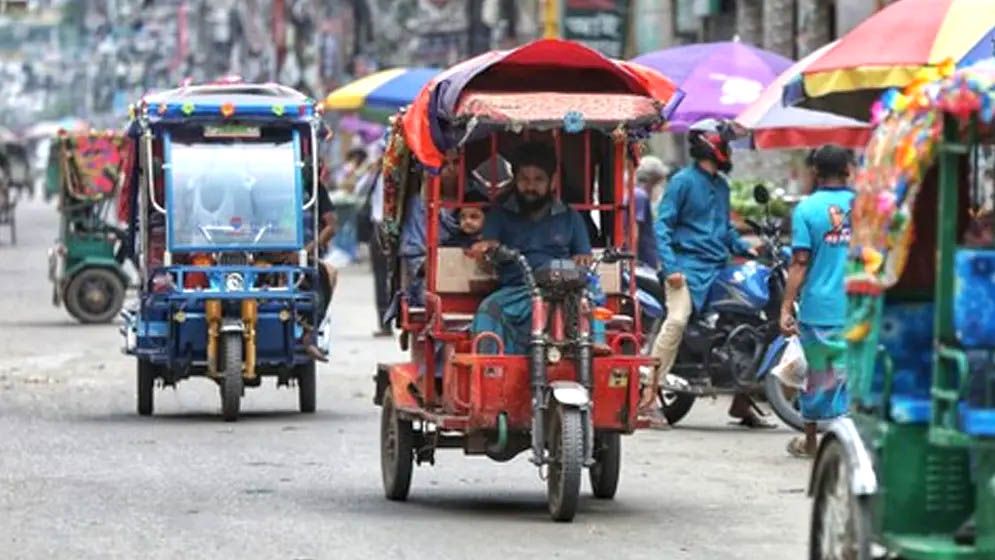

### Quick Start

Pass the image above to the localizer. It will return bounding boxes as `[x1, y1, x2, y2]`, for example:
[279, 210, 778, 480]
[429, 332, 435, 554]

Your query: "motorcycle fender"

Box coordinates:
[808, 417, 878, 497]
[220, 319, 244, 334]
[756, 335, 789, 379]
[548, 381, 590, 408]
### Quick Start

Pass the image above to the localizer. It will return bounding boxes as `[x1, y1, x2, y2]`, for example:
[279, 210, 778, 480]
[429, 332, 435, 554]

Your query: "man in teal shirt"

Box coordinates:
[643, 119, 762, 428]
[780, 145, 855, 457]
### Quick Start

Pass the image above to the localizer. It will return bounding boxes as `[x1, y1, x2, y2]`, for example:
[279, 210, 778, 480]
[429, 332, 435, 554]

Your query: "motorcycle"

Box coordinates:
[641, 185, 809, 430]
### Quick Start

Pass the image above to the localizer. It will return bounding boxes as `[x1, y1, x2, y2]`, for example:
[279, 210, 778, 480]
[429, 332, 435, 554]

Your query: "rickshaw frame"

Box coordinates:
[372, 39, 683, 521]
[122, 82, 327, 420]
[807, 65, 995, 559]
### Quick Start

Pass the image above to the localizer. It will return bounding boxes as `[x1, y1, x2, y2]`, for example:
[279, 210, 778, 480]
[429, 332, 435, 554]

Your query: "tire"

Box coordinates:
[297, 361, 316, 413]
[64, 267, 126, 324]
[658, 388, 696, 426]
[547, 404, 584, 522]
[220, 332, 243, 422]
[589, 431, 621, 500]
[137, 360, 155, 416]
[809, 439, 873, 560]
[380, 390, 414, 501]
[764, 372, 806, 432]
[763, 373, 830, 433]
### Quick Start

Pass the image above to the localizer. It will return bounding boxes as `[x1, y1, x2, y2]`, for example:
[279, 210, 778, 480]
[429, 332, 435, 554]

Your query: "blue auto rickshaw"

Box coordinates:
[121, 82, 328, 421]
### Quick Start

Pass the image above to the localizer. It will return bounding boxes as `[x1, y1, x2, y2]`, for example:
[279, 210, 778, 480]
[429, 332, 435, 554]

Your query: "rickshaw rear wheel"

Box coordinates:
[589, 431, 621, 499]
[220, 332, 243, 422]
[64, 267, 125, 324]
[810, 439, 872, 560]
[137, 360, 156, 416]
[296, 362, 316, 413]
[547, 404, 583, 522]
[380, 390, 413, 501]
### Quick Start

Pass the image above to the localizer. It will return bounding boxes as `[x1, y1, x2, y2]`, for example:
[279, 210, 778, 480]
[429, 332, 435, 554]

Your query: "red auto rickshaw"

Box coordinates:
[373, 39, 683, 522]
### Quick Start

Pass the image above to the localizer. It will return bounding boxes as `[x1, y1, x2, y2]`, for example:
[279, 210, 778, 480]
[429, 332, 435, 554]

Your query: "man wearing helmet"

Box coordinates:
[641, 119, 766, 428]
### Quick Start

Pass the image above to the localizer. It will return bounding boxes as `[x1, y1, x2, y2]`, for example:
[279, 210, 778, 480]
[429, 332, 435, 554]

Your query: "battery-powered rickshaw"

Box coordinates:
[46, 130, 131, 323]
[808, 63, 995, 558]
[121, 82, 328, 421]
[373, 39, 683, 521]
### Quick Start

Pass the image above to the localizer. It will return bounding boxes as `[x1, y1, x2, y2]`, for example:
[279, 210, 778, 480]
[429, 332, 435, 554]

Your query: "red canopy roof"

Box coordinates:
[399, 39, 682, 168]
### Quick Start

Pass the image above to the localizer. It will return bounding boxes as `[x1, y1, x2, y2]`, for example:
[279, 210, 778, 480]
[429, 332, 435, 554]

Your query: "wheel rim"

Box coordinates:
[818, 455, 859, 560]
[77, 275, 114, 315]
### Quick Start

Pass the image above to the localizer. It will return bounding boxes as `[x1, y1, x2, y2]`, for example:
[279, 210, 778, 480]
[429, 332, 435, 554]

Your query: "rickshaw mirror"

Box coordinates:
[753, 184, 770, 205]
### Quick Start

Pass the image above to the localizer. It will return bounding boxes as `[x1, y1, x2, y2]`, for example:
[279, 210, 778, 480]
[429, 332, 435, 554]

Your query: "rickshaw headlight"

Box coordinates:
[547, 346, 562, 364]
[225, 273, 245, 292]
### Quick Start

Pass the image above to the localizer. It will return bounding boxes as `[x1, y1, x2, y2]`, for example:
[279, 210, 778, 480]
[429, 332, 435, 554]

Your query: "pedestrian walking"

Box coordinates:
[779, 144, 855, 458]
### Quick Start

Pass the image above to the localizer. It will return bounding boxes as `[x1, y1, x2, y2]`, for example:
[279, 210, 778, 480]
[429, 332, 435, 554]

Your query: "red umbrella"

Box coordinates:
[736, 42, 870, 149]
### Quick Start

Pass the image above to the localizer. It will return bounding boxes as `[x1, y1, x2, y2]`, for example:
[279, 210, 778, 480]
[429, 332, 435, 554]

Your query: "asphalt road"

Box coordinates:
[0, 199, 810, 559]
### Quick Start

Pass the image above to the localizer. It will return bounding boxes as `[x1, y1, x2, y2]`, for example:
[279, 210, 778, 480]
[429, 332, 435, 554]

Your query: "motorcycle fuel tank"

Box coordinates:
[705, 261, 772, 315]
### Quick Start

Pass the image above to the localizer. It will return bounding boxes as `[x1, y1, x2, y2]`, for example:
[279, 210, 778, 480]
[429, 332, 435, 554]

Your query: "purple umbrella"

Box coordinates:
[633, 41, 792, 131]
[336, 113, 385, 145]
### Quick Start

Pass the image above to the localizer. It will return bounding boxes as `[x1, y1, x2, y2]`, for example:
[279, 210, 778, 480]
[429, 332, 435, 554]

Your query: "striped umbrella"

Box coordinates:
[323, 67, 440, 122]
[785, 0, 995, 120]
[736, 42, 870, 150]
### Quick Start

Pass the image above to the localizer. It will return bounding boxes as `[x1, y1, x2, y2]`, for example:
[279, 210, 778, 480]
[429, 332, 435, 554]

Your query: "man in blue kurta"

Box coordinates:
[780, 145, 854, 458]
[470, 141, 592, 354]
[643, 119, 765, 428]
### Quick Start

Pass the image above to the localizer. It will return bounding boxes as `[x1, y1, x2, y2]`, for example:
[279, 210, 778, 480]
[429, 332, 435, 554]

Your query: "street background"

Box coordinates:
[1, 199, 809, 559]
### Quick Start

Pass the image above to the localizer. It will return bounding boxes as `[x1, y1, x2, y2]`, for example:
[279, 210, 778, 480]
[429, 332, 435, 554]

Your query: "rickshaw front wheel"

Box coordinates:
[547, 404, 583, 522]
[220, 332, 243, 422]
[810, 439, 872, 560]
[137, 360, 156, 416]
[380, 390, 413, 501]
[589, 431, 621, 500]
[296, 362, 316, 413]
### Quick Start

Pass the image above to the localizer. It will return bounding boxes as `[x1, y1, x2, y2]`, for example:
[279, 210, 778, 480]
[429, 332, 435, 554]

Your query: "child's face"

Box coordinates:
[459, 207, 485, 237]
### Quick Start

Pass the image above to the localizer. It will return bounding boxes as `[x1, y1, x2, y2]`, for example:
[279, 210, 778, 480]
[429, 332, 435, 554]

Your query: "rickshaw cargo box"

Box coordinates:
[436, 247, 498, 293]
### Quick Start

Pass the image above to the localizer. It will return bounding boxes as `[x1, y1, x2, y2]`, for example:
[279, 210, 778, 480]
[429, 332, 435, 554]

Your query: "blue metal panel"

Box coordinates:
[292, 128, 304, 248]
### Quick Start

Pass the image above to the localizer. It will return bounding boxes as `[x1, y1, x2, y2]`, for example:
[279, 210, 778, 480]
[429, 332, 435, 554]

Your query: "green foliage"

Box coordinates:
[729, 179, 791, 220]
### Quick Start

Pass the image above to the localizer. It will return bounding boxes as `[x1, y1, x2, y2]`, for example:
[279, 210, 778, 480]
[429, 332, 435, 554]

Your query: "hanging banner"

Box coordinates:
[561, 0, 630, 59]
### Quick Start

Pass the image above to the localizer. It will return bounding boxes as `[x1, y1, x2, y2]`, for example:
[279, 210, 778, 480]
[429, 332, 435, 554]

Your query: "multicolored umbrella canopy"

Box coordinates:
[736, 41, 870, 150]
[785, 0, 995, 120]
[323, 67, 440, 121]
[401, 39, 683, 169]
[632, 41, 792, 131]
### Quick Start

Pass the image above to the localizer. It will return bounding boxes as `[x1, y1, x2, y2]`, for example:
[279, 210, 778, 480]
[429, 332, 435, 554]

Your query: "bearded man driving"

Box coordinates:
[469, 141, 592, 354]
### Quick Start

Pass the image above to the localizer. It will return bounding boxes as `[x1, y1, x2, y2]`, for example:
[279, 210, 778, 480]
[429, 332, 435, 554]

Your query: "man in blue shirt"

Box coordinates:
[780, 145, 855, 458]
[469, 141, 592, 354]
[643, 119, 763, 428]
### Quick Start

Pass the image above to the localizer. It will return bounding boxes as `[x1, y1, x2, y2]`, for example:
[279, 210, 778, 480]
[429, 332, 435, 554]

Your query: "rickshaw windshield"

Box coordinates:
[166, 127, 302, 251]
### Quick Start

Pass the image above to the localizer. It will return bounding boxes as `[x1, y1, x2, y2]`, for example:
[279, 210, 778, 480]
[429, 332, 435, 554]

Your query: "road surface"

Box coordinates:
[0, 200, 810, 559]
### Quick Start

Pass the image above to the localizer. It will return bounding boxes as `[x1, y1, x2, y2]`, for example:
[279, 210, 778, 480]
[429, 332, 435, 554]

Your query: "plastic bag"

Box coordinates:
[771, 336, 807, 389]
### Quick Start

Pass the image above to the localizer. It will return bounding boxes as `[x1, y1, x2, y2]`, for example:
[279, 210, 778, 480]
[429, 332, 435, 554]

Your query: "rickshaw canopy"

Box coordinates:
[134, 83, 319, 127]
[849, 60, 995, 289]
[400, 39, 684, 169]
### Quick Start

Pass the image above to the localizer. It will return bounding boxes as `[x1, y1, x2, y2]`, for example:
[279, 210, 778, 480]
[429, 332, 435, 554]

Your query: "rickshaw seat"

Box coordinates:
[878, 302, 935, 424]
[953, 248, 995, 349]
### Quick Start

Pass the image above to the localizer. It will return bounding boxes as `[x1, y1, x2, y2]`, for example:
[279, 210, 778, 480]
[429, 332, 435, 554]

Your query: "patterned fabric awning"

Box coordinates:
[56, 132, 132, 201]
[454, 92, 662, 130]
[849, 60, 995, 291]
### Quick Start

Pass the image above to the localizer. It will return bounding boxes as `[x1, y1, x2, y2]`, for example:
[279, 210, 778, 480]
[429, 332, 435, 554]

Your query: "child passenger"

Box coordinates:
[445, 189, 488, 248]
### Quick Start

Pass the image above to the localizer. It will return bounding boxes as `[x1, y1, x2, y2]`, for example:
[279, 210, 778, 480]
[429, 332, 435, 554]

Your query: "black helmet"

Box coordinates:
[688, 119, 734, 173]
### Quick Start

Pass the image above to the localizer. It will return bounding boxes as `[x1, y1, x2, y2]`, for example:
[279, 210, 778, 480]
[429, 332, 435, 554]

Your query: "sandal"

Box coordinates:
[786, 436, 814, 459]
